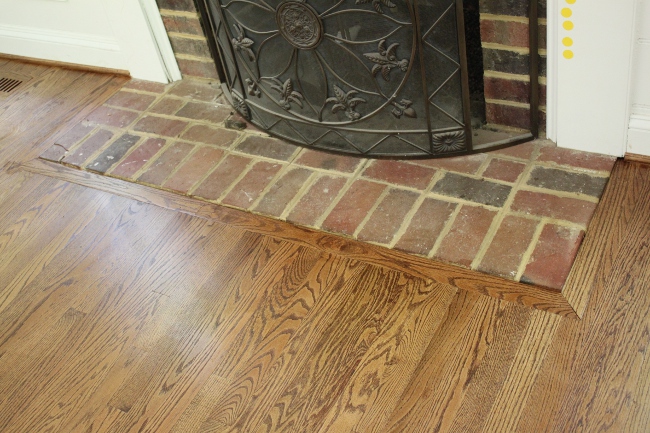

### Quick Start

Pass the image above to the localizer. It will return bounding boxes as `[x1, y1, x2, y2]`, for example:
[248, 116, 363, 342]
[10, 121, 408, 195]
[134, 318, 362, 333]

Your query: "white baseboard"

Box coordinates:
[628, 114, 650, 157]
[0, 23, 127, 71]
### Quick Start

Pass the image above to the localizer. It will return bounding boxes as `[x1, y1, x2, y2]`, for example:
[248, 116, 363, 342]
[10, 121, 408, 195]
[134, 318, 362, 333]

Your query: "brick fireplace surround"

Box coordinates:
[40, 77, 615, 293]
[38, 0, 611, 296]
[155, 0, 547, 132]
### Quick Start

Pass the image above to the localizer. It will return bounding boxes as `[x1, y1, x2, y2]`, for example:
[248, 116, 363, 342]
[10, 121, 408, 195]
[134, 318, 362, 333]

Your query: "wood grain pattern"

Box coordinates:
[563, 161, 650, 317]
[2, 60, 650, 432]
[17, 158, 579, 318]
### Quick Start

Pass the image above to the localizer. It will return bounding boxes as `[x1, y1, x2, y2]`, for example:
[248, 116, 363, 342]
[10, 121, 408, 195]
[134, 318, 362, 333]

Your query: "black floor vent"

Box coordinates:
[0, 77, 23, 94]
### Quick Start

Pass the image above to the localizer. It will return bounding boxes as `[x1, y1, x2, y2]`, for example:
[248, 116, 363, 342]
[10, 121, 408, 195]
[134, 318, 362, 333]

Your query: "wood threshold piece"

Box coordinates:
[15, 158, 579, 318]
[625, 152, 650, 165]
[0, 53, 131, 77]
[563, 160, 650, 318]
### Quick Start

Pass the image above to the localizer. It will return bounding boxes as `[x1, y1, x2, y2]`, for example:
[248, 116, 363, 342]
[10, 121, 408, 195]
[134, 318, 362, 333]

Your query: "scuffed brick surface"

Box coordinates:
[522, 224, 585, 290]
[357, 189, 419, 245]
[478, 215, 539, 279]
[222, 161, 283, 209]
[255, 168, 313, 217]
[111, 138, 166, 178]
[432, 173, 512, 207]
[192, 154, 252, 201]
[163, 146, 224, 193]
[287, 176, 347, 227]
[87, 133, 141, 173]
[434, 205, 497, 268]
[395, 198, 456, 256]
[322, 179, 386, 236]
[363, 160, 436, 190]
[42, 76, 613, 291]
[139, 141, 195, 185]
[295, 149, 363, 173]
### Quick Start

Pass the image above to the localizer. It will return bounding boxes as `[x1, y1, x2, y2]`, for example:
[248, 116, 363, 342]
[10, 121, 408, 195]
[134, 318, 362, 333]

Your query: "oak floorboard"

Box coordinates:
[563, 161, 650, 317]
[18, 158, 578, 317]
[1, 60, 650, 433]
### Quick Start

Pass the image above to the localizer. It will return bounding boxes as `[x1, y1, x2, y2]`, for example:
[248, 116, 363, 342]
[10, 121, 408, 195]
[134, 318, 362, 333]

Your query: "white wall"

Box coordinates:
[0, 0, 176, 82]
[627, 0, 650, 156]
[552, 0, 637, 157]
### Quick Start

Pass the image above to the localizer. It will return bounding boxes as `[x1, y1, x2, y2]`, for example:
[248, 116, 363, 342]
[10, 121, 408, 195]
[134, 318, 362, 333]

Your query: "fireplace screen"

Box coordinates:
[197, 0, 539, 158]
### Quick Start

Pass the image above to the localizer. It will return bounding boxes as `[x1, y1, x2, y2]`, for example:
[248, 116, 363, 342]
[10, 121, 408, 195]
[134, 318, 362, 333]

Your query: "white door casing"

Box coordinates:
[548, 0, 638, 157]
[0, 0, 180, 83]
[627, 0, 650, 157]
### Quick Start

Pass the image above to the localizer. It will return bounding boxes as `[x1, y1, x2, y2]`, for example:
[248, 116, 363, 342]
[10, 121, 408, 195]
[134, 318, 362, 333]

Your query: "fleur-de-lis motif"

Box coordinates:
[232, 23, 255, 62]
[391, 99, 417, 119]
[355, 0, 396, 14]
[246, 78, 261, 98]
[364, 40, 409, 81]
[270, 78, 304, 110]
[326, 85, 367, 121]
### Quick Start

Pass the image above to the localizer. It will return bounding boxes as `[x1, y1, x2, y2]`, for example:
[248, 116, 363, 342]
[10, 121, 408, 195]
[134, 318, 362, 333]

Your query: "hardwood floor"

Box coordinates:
[1, 60, 650, 432]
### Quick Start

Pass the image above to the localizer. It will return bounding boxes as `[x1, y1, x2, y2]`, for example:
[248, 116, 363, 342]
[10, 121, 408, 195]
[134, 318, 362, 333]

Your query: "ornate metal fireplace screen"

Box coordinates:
[197, 0, 539, 158]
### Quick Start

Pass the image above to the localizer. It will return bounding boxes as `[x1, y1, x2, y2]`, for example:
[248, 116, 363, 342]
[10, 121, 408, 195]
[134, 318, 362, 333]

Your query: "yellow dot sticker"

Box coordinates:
[566, 0, 576, 3]
[563, 21, 574, 30]
[561, 8, 572, 17]
[564, 50, 574, 59]
[563, 37, 573, 46]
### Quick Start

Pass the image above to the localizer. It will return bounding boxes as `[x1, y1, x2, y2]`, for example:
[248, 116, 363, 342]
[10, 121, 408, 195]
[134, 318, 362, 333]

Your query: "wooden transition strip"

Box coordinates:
[563, 160, 650, 318]
[15, 158, 579, 318]
[625, 153, 650, 165]
[0, 53, 131, 77]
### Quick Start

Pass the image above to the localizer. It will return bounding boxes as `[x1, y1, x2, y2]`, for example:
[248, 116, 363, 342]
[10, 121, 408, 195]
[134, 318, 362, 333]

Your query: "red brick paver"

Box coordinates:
[55, 124, 95, 148]
[415, 153, 488, 174]
[163, 147, 224, 193]
[175, 101, 231, 123]
[255, 168, 314, 217]
[123, 79, 168, 93]
[478, 215, 539, 279]
[357, 189, 419, 245]
[85, 107, 139, 128]
[133, 116, 189, 137]
[490, 142, 536, 160]
[537, 146, 617, 172]
[395, 198, 457, 255]
[295, 149, 364, 173]
[222, 161, 283, 209]
[522, 224, 585, 290]
[287, 176, 347, 227]
[168, 80, 221, 101]
[192, 154, 252, 201]
[363, 160, 436, 190]
[105, 91, 156, 111]
[111, 138, 166, 178]
[138, 141, 195, 185]
[181, 125, 239, 147]
[434, 205, 497, 268]
[322, 179, 386, 236]
[482, 158, 527, 183]
[63, 129, 114, 166]
[236, 135, 298, 161]
[511, 190, 598, 226]
[149, 97, 185, 115]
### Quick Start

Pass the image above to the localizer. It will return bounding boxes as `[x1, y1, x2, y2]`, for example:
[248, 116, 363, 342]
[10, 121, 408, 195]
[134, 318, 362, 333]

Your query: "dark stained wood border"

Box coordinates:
[15, 158, 579, 318]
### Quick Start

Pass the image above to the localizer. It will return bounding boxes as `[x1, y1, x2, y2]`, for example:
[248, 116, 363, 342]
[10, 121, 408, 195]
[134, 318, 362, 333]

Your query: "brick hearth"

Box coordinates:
[39, 78, 616, 292]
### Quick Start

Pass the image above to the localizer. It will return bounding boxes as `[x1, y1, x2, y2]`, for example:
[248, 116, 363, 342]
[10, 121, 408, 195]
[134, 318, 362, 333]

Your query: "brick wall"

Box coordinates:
[156, 0, 546, 131]
[156, 0, 219, 80]
[480, 0, 547, 132]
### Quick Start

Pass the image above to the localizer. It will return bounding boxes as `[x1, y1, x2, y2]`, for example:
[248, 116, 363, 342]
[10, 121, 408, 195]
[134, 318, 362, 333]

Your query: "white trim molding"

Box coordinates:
[139, 0, 183, 82]
[627, 112, 650, 156]
[0, 23, 127, 70]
